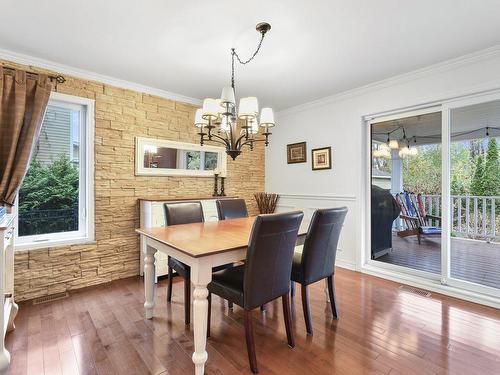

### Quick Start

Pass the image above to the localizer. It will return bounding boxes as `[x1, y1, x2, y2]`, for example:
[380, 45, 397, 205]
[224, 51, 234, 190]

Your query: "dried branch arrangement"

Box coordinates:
[254, 192, 280, 214]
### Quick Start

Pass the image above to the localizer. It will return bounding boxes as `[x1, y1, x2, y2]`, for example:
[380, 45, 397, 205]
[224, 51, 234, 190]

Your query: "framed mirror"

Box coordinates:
[135, 137, 227, 177]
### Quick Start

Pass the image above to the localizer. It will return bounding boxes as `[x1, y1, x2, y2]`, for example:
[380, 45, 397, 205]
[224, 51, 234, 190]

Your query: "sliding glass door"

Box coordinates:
[443, 95, 500, 297]
[370, 108, 443, 277]
[367, 90, 500, 301]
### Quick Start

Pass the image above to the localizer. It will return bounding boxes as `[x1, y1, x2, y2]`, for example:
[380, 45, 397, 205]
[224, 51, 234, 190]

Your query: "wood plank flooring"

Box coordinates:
[378, 236, 500, 288]
[6, 268, 500, 375]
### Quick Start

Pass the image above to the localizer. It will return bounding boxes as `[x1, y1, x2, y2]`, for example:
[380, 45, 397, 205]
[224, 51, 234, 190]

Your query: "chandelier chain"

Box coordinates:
[231, 32, 266, 89]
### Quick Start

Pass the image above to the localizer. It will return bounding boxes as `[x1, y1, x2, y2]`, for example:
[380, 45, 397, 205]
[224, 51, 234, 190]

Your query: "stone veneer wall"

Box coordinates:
[2, 60, 265, 301]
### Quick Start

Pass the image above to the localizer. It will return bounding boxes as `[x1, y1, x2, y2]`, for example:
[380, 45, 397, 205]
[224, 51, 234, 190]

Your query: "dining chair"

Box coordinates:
[290, 207, 347, 335]
[207, 211, 304, 374]
[164, 201, 233, 325]
[216, 198, 248, 220]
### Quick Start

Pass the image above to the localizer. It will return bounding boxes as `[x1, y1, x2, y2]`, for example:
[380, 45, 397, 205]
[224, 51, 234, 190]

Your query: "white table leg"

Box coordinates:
[190, 259, 212, 375]
[144, 242, 157, 319]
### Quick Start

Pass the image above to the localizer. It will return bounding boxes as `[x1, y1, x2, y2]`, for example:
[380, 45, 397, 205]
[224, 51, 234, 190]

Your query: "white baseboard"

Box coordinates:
[335, 259, 356, 271]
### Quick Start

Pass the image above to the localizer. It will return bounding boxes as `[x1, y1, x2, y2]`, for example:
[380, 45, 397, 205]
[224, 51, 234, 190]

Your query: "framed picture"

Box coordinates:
[287, 142, 307, 164]
[311, 147, 332, 170]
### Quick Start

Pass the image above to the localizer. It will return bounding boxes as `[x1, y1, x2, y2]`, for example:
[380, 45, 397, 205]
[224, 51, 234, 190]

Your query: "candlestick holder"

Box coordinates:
[219, 176, 226, 196]
[212, 174, 219, 197]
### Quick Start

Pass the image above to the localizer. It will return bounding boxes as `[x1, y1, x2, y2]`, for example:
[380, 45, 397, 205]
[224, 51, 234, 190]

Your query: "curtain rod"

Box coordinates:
[1, 66, 66, 84]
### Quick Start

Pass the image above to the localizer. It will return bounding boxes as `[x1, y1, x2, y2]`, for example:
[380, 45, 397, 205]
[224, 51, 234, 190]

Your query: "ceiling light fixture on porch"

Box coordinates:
[194, 22, 275, 160]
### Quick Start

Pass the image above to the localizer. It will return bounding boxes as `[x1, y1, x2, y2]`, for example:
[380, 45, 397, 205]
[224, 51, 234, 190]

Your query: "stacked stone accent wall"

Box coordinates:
[1, 60, 265, 301]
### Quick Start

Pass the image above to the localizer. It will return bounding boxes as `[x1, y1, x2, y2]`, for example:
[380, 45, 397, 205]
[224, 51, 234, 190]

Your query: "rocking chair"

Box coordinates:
[394, 192, 441, 244]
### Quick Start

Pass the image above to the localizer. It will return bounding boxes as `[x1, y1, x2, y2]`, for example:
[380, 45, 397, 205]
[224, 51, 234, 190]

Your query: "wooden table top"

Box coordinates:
[136, 216, 309, 258]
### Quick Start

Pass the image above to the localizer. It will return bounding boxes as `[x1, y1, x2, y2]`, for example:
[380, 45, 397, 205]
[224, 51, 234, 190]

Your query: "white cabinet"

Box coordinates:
[0, 214, 18, 374]
[139, 197, 236, 282]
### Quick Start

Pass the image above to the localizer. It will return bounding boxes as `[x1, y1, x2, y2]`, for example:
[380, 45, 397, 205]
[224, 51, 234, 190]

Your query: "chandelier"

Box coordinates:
[194, 22, 275, 160]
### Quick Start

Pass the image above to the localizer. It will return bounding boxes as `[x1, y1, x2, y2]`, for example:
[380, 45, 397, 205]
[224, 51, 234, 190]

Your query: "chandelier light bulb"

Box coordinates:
[399, 146, 410, 158]
[388, 139, 399, 149]
[379, 142, 390, 153]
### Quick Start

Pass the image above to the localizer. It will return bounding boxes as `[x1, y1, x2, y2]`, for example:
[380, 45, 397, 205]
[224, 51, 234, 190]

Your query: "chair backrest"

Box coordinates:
[300, 207, 348, 284]
[243, 211, 304, 309]
[164, 201, 204, 226]
[216, 199, 249, 220]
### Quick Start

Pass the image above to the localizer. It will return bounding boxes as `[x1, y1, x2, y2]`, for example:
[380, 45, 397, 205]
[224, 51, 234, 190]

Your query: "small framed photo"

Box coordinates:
[287, 142, 307, 164]
[311, 147, 332, 170]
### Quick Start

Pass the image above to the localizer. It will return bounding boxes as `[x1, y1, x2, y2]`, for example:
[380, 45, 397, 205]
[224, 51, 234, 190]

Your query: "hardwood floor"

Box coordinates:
[378, 235, 500, 288]
[6, 268, 500, 375]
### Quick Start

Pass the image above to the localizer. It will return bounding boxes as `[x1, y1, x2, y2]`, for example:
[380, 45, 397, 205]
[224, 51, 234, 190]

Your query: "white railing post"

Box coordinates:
[473, 197, 478, 238]
[492, 198, 497, 239]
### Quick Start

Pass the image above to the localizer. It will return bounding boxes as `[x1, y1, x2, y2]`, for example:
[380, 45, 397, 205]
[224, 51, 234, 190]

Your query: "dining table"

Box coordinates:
[136, 216, 309, 375]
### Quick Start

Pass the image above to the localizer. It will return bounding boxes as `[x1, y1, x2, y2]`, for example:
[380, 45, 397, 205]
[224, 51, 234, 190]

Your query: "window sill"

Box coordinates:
[15, 236, 96, 251]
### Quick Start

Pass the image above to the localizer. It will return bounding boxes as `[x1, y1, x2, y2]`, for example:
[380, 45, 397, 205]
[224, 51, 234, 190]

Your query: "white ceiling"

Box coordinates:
[1, 0, 500, 110]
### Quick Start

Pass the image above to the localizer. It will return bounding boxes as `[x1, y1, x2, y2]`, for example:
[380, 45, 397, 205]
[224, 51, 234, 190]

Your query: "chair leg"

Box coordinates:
[167, 265, 173, 302]
[260, 304, 266, 311]
[327, 275, 338, 318]
[207, 293, 211, 338]
[244, 310, 258, 374]
[184, 274, 190, 325]
[282, 294, 295, 348]
[301, 284, 313, 335]
[290, 281, 296, 297]
[228, 301, 233, 310]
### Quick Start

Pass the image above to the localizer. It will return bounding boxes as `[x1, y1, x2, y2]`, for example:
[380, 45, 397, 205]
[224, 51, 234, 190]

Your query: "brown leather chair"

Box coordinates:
[216, 198, 248, 220]
[164, 201, 233, 325]
[290, 207, 347, 335]
[207, 211, 304, 374]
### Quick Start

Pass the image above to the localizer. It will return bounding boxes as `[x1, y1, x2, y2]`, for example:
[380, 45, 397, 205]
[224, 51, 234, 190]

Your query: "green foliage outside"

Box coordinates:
[401, 138, 499, 196]
[19, 155, 79, 212]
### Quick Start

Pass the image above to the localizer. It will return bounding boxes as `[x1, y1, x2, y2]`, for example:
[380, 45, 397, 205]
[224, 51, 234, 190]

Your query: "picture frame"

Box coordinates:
[311, 146, 332, 170]
[287, 142, 307, 164]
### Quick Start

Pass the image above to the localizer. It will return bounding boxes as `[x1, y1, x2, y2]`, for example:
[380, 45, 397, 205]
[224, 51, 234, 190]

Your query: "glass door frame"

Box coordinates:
[364, 105, 443, 282]
[441, 90, 500, 299]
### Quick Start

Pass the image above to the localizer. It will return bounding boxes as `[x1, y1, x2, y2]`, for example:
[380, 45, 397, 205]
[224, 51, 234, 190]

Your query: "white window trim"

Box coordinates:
[15, 92, 95, 250]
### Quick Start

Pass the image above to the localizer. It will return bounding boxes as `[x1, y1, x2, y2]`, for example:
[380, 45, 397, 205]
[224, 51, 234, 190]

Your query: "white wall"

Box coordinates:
[266, 46, 500, 271]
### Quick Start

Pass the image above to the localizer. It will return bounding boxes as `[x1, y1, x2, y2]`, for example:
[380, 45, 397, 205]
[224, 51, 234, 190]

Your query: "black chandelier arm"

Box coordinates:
[239, 137, 269, 148]
[235, 132, 251, 148]
[202, 135, 231, 149]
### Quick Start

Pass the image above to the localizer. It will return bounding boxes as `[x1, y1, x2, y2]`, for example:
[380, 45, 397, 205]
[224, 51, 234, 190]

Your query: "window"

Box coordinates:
[185, 151, 219, 171]
[16, 92, 94, 249]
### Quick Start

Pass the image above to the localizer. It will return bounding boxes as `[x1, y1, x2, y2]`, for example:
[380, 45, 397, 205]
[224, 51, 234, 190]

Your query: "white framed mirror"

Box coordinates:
[135, 137, 227, 177]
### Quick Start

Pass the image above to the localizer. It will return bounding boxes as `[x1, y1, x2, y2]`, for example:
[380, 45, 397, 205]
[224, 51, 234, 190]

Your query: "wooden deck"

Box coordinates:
[377, 235, 500, 289]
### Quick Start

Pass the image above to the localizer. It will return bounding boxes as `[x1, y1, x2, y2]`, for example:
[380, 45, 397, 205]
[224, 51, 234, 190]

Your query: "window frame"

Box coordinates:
[15, 92, 95, 250]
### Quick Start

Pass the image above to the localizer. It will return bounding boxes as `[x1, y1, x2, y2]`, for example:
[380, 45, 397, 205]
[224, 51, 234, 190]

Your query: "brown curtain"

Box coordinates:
[0, 67, 52, 206]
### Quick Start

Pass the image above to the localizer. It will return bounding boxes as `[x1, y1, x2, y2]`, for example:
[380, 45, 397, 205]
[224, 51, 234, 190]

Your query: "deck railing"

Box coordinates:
[420, 194, 499, 241]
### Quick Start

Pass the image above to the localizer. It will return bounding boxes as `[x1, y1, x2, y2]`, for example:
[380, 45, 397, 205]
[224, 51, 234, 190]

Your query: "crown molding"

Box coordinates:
[277, 44, 500, 118]
[0, 47, 203, 106]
